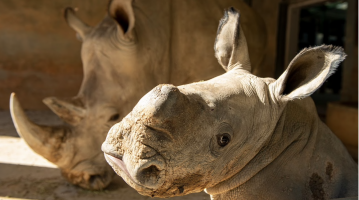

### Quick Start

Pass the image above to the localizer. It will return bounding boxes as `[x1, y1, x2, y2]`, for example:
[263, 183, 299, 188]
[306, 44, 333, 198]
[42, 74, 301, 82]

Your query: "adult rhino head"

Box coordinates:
[10, 0, 149, 190]
[102, 8, 357, 199]
[10, 0, 266, 190]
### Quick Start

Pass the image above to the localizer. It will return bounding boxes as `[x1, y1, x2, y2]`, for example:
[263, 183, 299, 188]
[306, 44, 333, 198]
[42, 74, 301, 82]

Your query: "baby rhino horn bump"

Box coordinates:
[152, 84, 188, 117]
[135, 84, 188, 118]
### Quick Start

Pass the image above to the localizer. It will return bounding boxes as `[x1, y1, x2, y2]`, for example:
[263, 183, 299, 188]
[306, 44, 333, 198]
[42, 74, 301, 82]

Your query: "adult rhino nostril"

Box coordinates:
[88, 174, 108, 190]
[63, 172, 110, 190]
[89, 174, 101, 183]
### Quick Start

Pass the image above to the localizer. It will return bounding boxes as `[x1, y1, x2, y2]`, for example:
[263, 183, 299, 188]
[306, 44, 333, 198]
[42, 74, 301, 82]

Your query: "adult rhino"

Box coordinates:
[102, 8, 358, 200]
[10, 0, 266, 190]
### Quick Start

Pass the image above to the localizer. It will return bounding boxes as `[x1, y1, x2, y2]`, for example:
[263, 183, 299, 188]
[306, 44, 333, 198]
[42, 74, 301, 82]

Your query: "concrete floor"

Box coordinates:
[0, 111, 209, 200]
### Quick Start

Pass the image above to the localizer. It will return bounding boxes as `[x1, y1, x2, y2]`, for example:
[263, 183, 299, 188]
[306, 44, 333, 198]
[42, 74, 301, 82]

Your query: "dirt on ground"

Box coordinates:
[0, 111, 209, 200]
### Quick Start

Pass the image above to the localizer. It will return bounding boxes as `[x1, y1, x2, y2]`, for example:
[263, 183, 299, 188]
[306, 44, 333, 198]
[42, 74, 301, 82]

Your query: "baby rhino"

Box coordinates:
[102, 8, 358, 200]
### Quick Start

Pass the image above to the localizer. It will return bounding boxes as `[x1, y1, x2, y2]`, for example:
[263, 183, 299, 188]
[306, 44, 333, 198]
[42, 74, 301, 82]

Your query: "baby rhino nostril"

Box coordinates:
[136, 164, 164, 189]
[132, 152, 166, 189]
[142, 165, 160, 178]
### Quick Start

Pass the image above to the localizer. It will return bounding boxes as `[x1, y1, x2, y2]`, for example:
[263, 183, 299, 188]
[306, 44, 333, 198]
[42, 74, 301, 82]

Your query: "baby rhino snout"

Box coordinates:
[103, 85, 185, 190]
[103, 132, 167, 190]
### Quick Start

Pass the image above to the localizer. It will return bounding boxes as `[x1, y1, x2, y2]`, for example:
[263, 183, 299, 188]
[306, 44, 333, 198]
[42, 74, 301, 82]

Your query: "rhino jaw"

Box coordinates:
[61, 153, 115, 190]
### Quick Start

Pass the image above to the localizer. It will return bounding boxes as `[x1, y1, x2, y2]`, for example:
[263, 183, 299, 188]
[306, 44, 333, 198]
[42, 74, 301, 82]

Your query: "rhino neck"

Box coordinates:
[133, 0, 172, 84]
[206, 98, 320, 199]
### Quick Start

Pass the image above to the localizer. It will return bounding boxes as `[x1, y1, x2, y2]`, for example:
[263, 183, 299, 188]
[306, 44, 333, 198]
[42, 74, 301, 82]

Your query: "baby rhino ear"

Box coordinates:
[272, 45, 346, 101]
[214, 7, 251, 72]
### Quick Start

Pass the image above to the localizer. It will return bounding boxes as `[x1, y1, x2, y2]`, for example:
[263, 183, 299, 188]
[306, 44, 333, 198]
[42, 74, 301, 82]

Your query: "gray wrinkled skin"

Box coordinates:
[102, 8, 358, 199]
[10, 0, 266, 190]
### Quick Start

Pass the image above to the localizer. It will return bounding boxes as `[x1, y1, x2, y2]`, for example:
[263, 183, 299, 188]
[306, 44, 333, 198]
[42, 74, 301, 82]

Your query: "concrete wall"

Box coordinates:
[0, 1, 108, 110]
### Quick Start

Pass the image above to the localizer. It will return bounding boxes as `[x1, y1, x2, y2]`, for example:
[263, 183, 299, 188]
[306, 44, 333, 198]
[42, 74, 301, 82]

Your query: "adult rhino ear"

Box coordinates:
[214, 7, 251, 72]
[108, 0, 135, 41]
[43, 97, 86, 126]
[64, 7, 92, 41]
[272, 45, 346, 101]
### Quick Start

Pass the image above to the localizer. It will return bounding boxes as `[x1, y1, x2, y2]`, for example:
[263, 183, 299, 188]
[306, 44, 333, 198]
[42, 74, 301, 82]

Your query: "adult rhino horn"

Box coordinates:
[10, 93, 70, 165]
[43, 97, 86, 126]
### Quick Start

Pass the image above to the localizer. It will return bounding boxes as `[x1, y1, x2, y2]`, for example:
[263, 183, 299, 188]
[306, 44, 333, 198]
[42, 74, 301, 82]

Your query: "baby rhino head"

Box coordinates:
[102, 7, 346, 198]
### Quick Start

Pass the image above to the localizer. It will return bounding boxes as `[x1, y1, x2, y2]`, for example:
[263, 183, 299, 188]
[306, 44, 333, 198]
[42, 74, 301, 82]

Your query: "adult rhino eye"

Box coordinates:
[109, 113, 120, 121]
[217, 133, 231, 147]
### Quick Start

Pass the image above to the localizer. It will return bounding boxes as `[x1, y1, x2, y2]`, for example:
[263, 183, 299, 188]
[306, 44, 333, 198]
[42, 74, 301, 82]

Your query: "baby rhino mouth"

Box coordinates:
[102, 143, 166, 192]
[104, 154, 132, 180]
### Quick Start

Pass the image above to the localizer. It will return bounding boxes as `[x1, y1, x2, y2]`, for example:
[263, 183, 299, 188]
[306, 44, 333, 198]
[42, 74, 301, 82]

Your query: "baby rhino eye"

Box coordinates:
[217, 133, 231, 147]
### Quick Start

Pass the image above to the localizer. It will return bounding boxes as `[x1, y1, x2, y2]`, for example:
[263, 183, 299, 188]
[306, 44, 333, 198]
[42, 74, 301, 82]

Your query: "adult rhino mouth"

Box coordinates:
[61, 152, 115, 190]
[62, 166, 113, 190]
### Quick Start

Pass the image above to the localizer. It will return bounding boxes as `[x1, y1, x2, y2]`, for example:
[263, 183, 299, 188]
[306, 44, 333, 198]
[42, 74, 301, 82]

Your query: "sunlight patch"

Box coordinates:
[0, 136, 56, 168]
